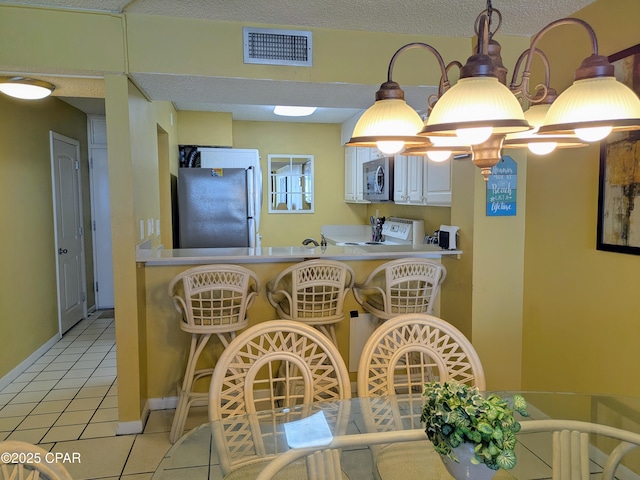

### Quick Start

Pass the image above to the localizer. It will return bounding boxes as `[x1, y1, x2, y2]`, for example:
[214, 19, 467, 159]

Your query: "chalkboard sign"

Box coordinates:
[486, 156, 517, 216]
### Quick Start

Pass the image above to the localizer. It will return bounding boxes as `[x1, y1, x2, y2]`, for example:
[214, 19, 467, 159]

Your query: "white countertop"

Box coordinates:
[136, 244, 462, 266]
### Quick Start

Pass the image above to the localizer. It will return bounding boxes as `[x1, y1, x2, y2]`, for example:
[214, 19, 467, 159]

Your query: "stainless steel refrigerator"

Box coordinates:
[177, 148, 261, 248]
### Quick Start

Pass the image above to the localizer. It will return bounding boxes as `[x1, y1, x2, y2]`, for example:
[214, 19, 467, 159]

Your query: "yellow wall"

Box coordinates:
[177, 111, 233, 148]
[522, 0, 640, 396]
[124, 13, 471, 88]
[0, 6, 124, 74]
[0, 94, 93, 378]
[105, 75, 179, 421]
[232, 121, 367, 246]
[4, 0, 640, 423]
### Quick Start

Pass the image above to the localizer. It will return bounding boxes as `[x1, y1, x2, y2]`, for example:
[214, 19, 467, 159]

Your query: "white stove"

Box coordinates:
[324, 217, 425, 246]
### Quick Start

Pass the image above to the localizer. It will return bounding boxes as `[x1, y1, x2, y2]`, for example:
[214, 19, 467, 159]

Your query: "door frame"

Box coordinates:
[50, 131, 88, 336]
[87, 115, 114, 308]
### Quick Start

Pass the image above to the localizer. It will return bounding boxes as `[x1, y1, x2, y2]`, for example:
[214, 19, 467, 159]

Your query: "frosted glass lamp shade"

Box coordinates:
[420, 77, 530, 140]
[402, 135, 472, 159]
[0, 77, 55, 100]
[346, 99, 427, 152]
[538, 77, 640, 138]
[504, 103, 587, 152]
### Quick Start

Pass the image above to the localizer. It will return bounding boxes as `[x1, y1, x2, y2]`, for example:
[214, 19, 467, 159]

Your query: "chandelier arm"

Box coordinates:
[387, 42, 451, 92]
[428, 60, 463, 114]
[439, 60, 463, 97]
[519, 18, 599, 98]
[509, 48, 550, 102]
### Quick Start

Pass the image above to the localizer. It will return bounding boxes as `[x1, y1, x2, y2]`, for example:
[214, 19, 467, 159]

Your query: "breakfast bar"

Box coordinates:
[135, 244, 461, 404]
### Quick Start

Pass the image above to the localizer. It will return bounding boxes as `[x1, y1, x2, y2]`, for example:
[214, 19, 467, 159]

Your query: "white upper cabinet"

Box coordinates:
[422, 157, 452, 206]
[342, 112, 373, 204]
[344, 146, 356, 202]
[394, 155, 424, 204]
[346, 147, 452, 206]
[395, 154, 452, 206]
[344, 146, 371, 203]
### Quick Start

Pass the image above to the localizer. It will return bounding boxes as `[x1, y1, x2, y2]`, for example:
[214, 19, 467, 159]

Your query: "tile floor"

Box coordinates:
[1, 311, 626, 480]
[0, 310, 204, 480]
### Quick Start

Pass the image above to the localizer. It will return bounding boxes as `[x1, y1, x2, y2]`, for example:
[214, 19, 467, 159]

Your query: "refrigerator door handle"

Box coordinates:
[246, 167, 255, 219]
[255, 166, 262, 233]
[246, 167, 256, 248]
[248, 218, 256, 248]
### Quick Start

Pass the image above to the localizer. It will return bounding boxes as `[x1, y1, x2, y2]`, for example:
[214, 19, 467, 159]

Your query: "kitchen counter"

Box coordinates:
[136, 244, 461, 266]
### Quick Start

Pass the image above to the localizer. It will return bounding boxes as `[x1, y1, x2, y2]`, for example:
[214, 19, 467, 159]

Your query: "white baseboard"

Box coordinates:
[0, 334, 60, 392]
[148, 396, 178, 410]
[116, 401, 150, 435]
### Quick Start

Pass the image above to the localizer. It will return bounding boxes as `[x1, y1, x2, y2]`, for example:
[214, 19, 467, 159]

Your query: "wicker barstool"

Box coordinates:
[168, 264, 260, 443]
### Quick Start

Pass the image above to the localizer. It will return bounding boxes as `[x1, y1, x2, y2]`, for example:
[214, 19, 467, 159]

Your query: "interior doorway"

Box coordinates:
[50, 131, 87, 335]
[88, 115, 114, 308]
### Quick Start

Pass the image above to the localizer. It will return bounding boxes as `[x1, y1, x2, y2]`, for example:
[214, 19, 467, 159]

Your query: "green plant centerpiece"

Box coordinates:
[421, 381, 529, 472]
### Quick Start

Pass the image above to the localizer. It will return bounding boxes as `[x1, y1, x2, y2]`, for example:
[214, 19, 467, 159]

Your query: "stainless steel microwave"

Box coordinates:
[363, 157, 394, 202]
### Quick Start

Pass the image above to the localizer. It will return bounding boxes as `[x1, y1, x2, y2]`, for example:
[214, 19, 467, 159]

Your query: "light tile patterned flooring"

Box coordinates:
[1, 311, 625, 479]
[0, 310, 202, 480]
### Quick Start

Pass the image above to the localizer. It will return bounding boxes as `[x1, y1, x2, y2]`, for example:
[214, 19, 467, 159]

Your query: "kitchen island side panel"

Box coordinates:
[139, 256, 444, 400]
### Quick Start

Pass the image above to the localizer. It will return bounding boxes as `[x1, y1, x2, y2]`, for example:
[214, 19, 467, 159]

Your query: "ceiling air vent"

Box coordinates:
[243, 27, 312, 67]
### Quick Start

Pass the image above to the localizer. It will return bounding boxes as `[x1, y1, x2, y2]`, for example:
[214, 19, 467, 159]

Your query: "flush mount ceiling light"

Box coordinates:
[274, 105, 317, 117]
[347, 0, 640, 180]
[0, 76, 55, 100]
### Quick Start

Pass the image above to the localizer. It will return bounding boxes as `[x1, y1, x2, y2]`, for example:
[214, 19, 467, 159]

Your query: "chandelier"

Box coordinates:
[347, 1, 640, 180]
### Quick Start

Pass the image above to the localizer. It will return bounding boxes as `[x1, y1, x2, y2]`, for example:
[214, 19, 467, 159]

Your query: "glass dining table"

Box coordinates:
[152, 391, 640, 480]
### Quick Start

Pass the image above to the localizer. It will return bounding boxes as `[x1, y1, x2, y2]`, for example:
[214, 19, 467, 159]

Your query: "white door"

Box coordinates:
[88, 116, 114, 308]
[89, 145, 114, 308]
[51, 132, 86, 334]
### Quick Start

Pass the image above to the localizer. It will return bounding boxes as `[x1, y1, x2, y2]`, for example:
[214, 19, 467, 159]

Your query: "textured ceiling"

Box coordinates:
[1, 0, 597, 36]
[1, 0, 598, 122]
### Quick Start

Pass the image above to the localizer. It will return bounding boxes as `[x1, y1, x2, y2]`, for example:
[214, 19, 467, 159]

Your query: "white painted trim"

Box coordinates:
[49, 131, 88, 335]
[116, 420, 143, 435]
[148, 396, 178, 410]
[116, 401, 150, 435]
[0, 335, 59, 391]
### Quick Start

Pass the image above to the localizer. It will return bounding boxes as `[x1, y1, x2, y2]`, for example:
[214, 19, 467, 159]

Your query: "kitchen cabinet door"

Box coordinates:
[344, 146, 370, 203]
[354, 147, 370, 202]
[344, 147, 356, 202]
[394, 155, 423, 204]
[406, 155, 423, 203]
[394, 154, 408, 203]
[423, 157, 452, 205]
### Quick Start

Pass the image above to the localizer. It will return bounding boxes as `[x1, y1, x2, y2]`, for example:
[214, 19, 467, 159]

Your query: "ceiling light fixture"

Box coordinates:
[0, 76, 55, 100]
[274, 105, 317, 117]
[347, 1, 640, 180]
[504, 97, 588, 154]
[504, 48, 588, 155]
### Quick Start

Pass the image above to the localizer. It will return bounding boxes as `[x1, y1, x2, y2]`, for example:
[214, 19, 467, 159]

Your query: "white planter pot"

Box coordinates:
[440, 443, 498, 480]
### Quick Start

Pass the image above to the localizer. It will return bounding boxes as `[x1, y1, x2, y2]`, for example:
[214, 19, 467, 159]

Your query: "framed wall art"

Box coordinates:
[596, 43, 640, 255]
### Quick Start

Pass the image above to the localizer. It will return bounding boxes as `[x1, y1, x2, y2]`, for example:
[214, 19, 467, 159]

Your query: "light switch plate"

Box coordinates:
[140, 220, 145, 240]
